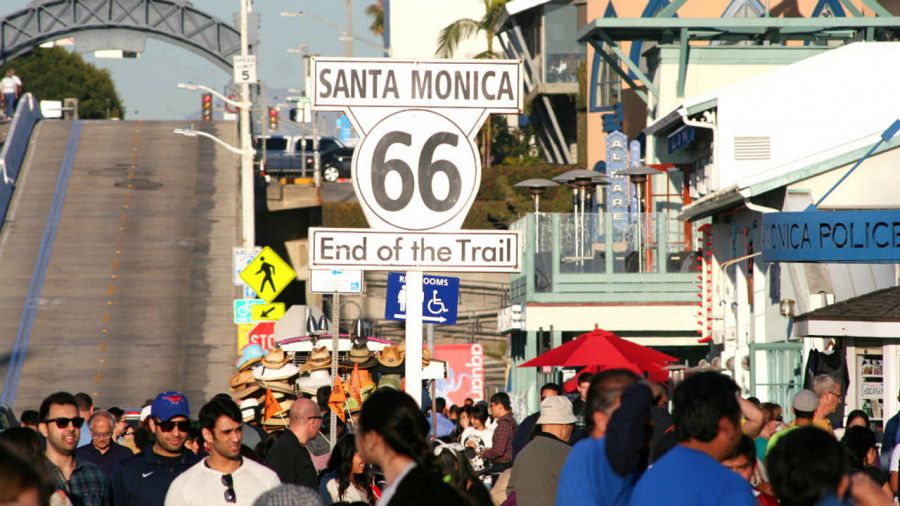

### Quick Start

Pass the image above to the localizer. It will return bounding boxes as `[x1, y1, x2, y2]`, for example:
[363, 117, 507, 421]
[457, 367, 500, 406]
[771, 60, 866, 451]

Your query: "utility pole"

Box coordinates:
[344, 0, 353, 57]
[239, 0, 254, 251]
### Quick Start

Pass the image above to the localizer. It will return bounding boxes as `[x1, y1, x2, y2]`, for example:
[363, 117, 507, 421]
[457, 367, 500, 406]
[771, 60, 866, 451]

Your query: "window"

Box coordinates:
[543, 4, 583, 84]
[257, 137, 287, 152]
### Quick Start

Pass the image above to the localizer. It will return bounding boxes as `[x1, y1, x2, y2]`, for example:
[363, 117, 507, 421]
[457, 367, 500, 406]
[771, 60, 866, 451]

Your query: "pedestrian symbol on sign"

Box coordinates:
[256, 257, 277, 294]
[240, 246, 296, 303]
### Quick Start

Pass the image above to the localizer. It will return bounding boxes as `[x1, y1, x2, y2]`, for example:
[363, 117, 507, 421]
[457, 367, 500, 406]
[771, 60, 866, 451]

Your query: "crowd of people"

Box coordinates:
[2, 369, 900, 506]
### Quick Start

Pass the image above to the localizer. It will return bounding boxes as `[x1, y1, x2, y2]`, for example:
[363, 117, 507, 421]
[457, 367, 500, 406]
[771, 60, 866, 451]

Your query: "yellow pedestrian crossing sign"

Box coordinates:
[240, 246, 296, 303]
[252, 302, 286, 321]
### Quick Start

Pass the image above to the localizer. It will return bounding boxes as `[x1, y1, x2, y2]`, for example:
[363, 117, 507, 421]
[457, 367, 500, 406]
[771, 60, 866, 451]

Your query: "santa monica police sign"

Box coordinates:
[762, 210, 900, 263]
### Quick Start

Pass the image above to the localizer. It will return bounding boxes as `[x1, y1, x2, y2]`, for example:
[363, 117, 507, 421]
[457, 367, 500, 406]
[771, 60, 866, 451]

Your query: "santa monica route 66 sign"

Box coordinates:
[308, 57, 523, 272]
[312, 57, 521, 231]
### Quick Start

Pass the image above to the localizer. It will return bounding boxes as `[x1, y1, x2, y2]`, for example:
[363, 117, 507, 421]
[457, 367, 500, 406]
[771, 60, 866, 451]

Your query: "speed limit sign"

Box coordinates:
[354, 109, 479, 231]
[233, 55, 257, 84]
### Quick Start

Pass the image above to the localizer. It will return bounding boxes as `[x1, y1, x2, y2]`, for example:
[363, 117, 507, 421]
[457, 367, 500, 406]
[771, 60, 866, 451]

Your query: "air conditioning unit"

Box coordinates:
[497, 304, 524, 333]
[808, 292, 835, 311]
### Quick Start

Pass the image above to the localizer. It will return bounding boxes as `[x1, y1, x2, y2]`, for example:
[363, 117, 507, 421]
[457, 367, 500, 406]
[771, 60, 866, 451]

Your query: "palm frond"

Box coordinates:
[435, 18, 481, 58]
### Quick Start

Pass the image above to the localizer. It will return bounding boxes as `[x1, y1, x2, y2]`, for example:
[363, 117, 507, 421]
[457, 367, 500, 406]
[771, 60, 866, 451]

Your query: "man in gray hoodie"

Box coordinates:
[508, 395, 576, 506]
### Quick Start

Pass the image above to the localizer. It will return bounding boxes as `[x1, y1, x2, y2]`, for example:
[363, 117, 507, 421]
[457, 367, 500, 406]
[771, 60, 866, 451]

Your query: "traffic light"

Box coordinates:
[201, 93, 212, 122]
[602, 102, 624, 133]
[268, 107, 279, 131]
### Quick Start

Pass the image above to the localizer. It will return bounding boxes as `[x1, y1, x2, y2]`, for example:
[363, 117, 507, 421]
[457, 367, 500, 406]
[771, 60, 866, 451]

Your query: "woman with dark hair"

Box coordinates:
[459, 403, 493, 473]
[324, 435, 379, 504]
[846, 409, 871, 429]
[355, 389, 464, 506]
[841, 426, 887, 489]
[433, 442, 492, 506]
[452, 406, 471, 439]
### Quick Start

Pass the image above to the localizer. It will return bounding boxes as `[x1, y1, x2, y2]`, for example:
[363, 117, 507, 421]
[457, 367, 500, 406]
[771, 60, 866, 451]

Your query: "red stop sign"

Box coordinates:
[248, 322, 276, 350]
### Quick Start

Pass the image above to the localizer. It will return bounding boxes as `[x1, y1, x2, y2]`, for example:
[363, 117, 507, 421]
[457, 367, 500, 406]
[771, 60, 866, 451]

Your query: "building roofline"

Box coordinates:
[578, 16, 900, 44]
[678, 137, 900, 222]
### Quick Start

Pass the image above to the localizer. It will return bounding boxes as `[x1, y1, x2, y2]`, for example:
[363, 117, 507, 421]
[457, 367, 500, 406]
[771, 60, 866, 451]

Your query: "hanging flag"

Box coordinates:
[348, 364, 363, 407]
[263, 388, 280, 421]
[328, 375, 348, 422]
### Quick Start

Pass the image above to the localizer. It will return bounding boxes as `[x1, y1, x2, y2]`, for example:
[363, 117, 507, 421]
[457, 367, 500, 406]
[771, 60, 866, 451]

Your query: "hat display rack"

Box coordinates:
[231, 315, 443, 433]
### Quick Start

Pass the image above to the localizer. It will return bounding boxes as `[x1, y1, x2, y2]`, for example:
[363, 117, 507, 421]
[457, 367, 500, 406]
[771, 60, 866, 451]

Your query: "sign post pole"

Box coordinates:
[329, 292, 340, 447]
[427, 323, 436, 439]
[404, 271, 424, 405]
[238, 0, 254, 251]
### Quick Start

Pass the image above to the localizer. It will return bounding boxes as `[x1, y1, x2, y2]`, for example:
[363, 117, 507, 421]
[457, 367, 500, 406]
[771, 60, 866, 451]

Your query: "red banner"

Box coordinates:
[434, 344, 485, 407]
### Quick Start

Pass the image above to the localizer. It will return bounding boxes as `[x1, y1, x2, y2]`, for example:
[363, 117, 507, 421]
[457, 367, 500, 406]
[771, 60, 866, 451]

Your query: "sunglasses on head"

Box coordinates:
[156, 419, 191, 432]
[222, 473, 236, 503]
[44, 417, 85, 429]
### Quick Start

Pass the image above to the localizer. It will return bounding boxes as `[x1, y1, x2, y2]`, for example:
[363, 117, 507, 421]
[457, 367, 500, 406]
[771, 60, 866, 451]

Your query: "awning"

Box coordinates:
[793, 286, 900, 339]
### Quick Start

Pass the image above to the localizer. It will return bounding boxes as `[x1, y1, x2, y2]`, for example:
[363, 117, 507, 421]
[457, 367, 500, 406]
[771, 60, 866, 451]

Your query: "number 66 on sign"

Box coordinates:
[311, 58, 522, 232]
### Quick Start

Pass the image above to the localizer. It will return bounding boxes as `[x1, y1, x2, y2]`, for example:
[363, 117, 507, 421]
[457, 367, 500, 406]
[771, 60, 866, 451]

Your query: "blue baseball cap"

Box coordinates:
[151, 391, 190, 421]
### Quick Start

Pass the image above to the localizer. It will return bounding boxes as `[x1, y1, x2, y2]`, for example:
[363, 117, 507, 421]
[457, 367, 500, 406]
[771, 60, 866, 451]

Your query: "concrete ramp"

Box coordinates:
[0, 120, 240, 412]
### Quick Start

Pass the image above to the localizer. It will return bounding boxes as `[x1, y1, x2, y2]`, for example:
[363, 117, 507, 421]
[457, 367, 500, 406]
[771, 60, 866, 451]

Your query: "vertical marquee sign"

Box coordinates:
[308, 58, 524, 404]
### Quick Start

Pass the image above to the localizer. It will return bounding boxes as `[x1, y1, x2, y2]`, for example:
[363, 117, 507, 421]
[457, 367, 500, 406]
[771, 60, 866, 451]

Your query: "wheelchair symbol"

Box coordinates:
[427, 290, 448, 315]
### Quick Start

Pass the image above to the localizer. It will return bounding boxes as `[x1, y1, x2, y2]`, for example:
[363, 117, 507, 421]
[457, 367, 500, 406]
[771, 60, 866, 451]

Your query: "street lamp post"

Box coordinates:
[615, 165, 658, 273]
[553, 169, 610, 266]
[174, 83, 255, 251]
[514, 178, 559, 252]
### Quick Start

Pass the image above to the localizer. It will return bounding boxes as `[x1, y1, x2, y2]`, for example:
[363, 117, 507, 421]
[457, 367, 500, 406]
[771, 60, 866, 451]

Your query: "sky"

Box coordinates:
[2, 1, 385, 119]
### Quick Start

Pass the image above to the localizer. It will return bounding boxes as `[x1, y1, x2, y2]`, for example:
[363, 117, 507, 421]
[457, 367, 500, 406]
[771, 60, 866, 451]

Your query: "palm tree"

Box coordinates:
[435, 0, 509, 168]
[364, 1, 384, 37]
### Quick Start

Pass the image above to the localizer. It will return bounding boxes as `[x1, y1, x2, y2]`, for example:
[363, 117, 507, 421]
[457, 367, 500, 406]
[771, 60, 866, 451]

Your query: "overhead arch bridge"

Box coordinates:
[0, 0, 243, 71]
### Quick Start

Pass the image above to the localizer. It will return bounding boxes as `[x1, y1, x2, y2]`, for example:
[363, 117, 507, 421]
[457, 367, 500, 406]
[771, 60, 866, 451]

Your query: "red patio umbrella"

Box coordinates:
[520, 328, 675, 382]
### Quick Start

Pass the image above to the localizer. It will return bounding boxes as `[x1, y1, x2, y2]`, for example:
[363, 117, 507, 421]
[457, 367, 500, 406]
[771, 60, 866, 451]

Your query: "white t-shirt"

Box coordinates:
[1, 76, 21, 94]
[165, 458, 280, 506]
[460, 426, 495, 471]
[326, 477, 369, 502]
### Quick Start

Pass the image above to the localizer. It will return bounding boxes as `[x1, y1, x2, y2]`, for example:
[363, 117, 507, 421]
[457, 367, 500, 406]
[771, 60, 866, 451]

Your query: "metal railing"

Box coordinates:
[513, 211, 700, 293]
[0, 93, 42, 232]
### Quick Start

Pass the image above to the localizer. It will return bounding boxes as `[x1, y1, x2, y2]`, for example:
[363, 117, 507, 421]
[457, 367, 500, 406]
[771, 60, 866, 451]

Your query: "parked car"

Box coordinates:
[254, 135, 353, 182]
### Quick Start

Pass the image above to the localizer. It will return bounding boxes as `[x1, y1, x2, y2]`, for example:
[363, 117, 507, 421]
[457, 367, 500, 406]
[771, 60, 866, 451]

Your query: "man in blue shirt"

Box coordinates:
[109, 391, 199, 506]
[629, 372, 756, 506]
[75, 392, 95, 448]
[556, 369, 658, 506]
[428, 397, 456, 438]
[75, 410, 134, 479]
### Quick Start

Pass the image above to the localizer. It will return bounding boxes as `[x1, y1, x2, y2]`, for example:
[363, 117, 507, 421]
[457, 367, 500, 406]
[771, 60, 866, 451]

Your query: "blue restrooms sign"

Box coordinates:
[761, 210, 900, 263]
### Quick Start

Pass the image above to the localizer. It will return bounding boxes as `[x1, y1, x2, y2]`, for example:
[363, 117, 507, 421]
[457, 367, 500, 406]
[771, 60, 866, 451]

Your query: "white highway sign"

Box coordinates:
[311, 57, 522, 232]
[309, 57, 523, 407]
[308, 228, 521, 272]
[233, 55, 258, 84]
[312, 58, 521, 111]
[310, 269, 364, 294]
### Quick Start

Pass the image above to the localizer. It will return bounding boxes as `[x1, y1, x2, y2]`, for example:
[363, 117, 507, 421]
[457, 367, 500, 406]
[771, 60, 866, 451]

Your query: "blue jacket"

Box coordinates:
[109, 447, 200, 506]
[882, 412, 900, 471]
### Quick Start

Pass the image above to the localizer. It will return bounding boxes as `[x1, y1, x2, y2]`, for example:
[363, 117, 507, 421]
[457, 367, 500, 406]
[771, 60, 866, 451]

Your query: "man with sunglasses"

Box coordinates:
[264, 398, 322, 489]
[165, 396, 280, 505]
[109, 391, 200, 506]
[39, 391, 109, 506]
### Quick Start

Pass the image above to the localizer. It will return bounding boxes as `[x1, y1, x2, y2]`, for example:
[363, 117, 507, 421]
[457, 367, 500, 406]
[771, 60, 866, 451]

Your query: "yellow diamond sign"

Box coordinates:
[240, 246, 296, 303]
[251, 302, 286, 321]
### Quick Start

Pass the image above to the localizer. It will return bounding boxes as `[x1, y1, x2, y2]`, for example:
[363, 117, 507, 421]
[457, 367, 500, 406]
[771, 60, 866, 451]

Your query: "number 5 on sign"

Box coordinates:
[233, 55, 257, 84]
[239, 246, 295, 303]
[353, 109, 480, 232]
